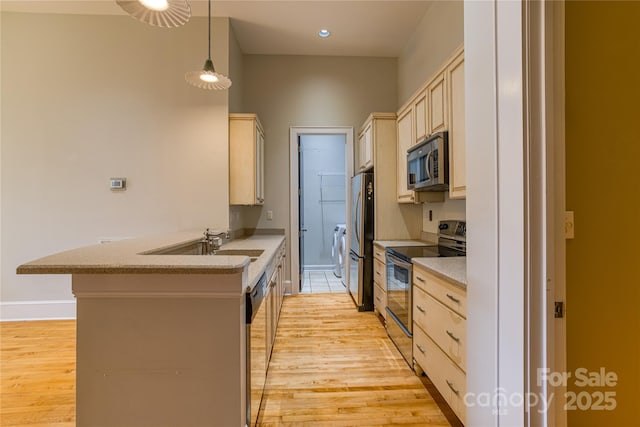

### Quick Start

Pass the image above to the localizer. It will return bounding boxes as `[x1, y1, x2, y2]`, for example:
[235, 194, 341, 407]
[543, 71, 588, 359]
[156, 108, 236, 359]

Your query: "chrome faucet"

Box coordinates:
[202, 228, 229, 254]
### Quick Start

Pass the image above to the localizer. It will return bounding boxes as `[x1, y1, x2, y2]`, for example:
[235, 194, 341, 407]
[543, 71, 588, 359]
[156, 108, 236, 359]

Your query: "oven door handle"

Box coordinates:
[387, 253, 413, 270]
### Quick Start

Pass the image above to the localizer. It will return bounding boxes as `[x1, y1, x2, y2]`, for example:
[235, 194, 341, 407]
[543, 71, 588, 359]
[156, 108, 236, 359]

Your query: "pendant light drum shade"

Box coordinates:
[116, 0, 191, 28]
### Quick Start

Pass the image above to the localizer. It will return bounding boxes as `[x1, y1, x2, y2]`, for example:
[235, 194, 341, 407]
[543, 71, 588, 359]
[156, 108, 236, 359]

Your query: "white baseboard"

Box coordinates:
[1, 300, 76, 321]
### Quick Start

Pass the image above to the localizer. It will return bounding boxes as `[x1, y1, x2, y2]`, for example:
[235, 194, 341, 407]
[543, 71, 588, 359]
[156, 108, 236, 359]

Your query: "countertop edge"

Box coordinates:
[412, 258, 467, 289]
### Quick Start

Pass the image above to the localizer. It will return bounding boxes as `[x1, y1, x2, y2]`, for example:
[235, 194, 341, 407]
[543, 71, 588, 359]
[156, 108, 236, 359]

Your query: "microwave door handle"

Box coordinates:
[425, 150, 433, 181]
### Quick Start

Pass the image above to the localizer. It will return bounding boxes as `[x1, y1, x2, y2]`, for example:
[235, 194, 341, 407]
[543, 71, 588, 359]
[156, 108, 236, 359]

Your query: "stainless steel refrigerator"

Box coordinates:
[348, 172, 374, 311]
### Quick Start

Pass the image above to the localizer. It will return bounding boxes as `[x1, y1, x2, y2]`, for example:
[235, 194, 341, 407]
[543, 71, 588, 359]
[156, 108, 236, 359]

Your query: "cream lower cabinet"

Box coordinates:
[266, 242, 286, 363]
[230, 114, 265, 205]
[413, 264, 467, 425]
[372, 244, 387, 322]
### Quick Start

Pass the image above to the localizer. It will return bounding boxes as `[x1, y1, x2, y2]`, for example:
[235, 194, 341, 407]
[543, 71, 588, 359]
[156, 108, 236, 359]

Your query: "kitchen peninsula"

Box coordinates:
[17, 230, 286, 427]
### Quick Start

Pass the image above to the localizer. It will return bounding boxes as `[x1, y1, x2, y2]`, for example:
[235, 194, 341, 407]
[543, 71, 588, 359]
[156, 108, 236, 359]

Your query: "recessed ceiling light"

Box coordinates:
[318, 29, 331, 38]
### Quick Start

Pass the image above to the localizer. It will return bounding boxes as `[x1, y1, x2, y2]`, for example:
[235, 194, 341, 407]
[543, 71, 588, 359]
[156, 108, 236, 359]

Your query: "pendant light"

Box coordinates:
[116, 0, 191, 28]
[185, 0, 232, 90]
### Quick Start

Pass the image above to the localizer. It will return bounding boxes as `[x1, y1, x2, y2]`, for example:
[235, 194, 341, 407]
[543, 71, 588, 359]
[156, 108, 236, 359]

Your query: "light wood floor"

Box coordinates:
[258, 293, 450, 426]
[1, 320, 75, 427]
[1, 293, 451, 426]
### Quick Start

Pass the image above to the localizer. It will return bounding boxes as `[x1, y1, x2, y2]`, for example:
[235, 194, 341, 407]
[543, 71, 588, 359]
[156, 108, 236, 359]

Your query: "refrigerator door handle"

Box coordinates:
[354, 191, 361, 247]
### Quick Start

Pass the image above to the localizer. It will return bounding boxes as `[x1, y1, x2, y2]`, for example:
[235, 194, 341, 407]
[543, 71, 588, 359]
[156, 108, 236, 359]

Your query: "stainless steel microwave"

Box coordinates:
[407, 131, 449, 192]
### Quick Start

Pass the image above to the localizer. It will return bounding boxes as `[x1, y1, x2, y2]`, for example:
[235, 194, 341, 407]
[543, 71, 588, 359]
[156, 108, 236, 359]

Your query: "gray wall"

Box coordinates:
[300, 134, 346, 268]
[395, 1, 466, 234]
[1, 12, 230, 319]
[397, 0, 464, 105]
[241, 54, 397, 279]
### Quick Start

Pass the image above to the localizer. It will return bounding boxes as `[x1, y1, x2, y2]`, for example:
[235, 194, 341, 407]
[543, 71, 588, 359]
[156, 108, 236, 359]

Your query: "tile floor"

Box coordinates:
[300, 270, 346, 294]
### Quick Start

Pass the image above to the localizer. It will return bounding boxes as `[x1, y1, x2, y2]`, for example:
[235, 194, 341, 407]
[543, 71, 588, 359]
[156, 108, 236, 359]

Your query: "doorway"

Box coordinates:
[298, 134, 346, 294]
[289, 127, 354, 296]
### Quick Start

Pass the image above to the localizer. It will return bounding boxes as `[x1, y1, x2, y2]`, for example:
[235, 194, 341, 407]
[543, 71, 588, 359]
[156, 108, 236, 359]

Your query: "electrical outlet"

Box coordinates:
[565, 211, 575, 239]
[267, 210, 273, 221]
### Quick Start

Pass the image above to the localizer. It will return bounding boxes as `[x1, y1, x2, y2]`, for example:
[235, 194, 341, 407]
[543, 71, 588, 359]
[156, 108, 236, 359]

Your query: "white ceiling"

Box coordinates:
[0, 0, 433, 57]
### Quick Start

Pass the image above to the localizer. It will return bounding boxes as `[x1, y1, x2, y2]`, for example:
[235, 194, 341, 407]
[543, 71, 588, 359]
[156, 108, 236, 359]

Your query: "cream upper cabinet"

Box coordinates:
[396, 107, 415, 204]
[413, 91, 427, 144]
[447, 51, 466, 199]
[230, 114, 265, 206]
[428, 72, 447, 134]
[359, 113, 422, 239]
[357, 121, 373, 172]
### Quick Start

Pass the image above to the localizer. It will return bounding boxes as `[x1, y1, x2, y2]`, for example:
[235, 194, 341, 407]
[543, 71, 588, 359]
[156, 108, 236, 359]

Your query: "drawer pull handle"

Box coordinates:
[446, 380, 460, 395]
[446, 294, 460, 303]
[416, 305, 426, 313]
[446, 330, 460, 342]
[416, 344, 425, 354]
[376, 252, 383, 257]
[376, 271, 381, 276]
[376, 296, 381, 302]
[416, 276, 426, 283]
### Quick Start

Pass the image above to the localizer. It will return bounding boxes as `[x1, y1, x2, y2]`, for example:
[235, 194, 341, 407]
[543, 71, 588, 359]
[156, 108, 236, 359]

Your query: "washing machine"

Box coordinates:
[332, 224, 347, 278]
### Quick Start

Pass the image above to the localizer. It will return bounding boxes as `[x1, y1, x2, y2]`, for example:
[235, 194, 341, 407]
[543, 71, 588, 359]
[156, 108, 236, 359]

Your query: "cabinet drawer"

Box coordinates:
[373, 259, 386, 287]
[413, 325, 466, 424]
[373, 245, 386, 264]
[413, 286, 466, 370]
[413, 265, 466, 317]
[373, 282, 387, 320]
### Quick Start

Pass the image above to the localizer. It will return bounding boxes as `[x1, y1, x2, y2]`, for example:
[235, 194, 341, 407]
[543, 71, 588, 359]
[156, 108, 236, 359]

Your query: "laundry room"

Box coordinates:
[298, 134, 347, 293]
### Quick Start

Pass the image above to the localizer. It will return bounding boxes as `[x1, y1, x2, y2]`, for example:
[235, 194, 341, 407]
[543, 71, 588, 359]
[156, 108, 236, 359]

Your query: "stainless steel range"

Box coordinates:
[385, 220, 466, 366]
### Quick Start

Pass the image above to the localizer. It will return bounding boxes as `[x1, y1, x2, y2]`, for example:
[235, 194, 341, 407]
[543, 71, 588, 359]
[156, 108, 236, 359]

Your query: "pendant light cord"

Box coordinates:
[207, 0, 211, 60]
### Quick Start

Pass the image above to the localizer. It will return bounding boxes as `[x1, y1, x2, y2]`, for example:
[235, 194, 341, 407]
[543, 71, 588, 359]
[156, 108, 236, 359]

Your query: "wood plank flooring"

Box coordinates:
[1, 320, 75, 427]
[257, 293, 450, 426]
[1, 294, 452, 426]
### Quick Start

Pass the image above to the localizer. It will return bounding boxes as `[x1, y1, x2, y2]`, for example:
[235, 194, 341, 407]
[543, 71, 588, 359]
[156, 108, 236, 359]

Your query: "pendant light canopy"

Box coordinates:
[185, 0, 232, 90]
[116, 0, 191, 28]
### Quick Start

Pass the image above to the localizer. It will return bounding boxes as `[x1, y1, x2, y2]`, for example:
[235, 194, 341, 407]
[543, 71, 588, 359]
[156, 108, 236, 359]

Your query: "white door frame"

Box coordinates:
[465, 0, 566, 425]
[289, 127, 354, 295]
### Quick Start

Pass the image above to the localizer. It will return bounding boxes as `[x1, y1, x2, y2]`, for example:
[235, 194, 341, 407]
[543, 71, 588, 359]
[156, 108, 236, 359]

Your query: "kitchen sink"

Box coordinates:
[143, 242, 263, 262]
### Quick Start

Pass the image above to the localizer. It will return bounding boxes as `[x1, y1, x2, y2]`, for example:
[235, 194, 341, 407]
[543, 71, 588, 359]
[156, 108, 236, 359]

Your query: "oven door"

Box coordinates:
[385, 252, 413, 365]
[385, 253, 412, 333]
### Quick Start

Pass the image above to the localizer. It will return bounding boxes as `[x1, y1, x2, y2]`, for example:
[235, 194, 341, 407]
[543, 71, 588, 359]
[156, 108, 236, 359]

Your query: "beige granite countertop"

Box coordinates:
[412, 257, 467, 289]
[17, 230, 285, 291]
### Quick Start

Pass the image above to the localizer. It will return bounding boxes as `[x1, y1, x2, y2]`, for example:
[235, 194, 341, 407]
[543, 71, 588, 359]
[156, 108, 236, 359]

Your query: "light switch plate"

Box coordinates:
[267, 210, 273, 221]
[565, 211, 575, 239]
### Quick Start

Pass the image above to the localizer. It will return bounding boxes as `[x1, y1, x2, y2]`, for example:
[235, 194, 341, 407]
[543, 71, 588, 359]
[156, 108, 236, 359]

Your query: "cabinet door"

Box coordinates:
[447, 53, 466, 199]
[413, 91, 427, 144]
[428, 72, 447, 134]
[396, 107, 415, 203]
[358, 122, 373, 171]
[255, 128, 265, 204]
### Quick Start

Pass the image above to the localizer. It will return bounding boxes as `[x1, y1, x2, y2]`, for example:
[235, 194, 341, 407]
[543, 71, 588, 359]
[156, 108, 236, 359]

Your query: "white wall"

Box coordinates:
[397, 0, 466, 234]
[1, 12, 230, 320]
[242, 54, 397, 279]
